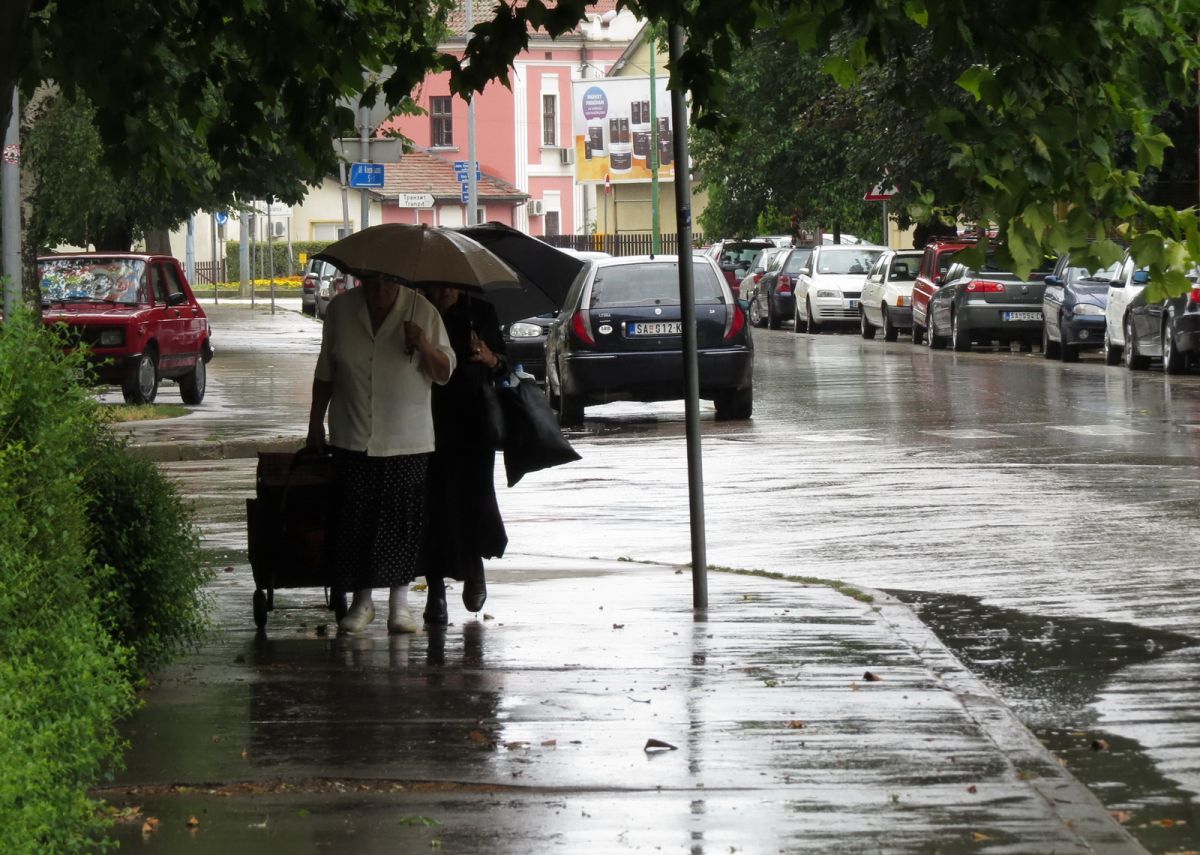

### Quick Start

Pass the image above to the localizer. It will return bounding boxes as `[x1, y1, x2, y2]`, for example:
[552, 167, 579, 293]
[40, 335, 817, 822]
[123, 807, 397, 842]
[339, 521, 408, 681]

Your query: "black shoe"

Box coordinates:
[462, 576, 487, 612]
[423, 593, 448, 625]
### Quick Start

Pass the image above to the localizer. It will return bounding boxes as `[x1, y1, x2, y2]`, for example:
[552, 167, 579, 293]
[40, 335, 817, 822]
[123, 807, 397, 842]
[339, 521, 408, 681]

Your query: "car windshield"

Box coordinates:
[889, 256, 919, 280]
[817, 249, 882, 275]
[784, 249, 813, 274]
[1066, 262, 1121, 284]
[591, 261, 724, 308]
[39, 258, 149, 304]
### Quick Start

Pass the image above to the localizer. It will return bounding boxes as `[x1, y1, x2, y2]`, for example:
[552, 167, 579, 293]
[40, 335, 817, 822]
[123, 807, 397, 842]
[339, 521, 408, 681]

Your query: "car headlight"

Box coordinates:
[816, 289, 841, 298]
[98, 329, 124, 347]
[508, 322, 543, 338]
[1072, 303, 1104, 316]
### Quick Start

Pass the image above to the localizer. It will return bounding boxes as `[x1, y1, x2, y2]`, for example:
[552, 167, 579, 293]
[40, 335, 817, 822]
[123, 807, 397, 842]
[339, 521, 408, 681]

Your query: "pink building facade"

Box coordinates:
[381, 2, 639, 236]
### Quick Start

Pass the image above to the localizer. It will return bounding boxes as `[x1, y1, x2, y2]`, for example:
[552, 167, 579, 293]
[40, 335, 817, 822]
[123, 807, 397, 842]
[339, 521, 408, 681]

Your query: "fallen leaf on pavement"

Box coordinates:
[863, 671, 882, 682]
[1108, 809, 1133, 824]
[1091, 738, 1110, 751]
[186, 815, 200, 828]
[240, 748, 249, 759]
[644, 738, 678, 752]
[223, 566, 234, 573]
[612, 623, 625, 629]
[141, 817, 160, 834]
[786, 721, 806, 729]
[541, 739, 557, 747]
[467, 730, 491, 746]
[970, 831, 990, 842]
[967, 785, 977, 794]
[505, 741, 529, 750]
[483, 613, 494, 620]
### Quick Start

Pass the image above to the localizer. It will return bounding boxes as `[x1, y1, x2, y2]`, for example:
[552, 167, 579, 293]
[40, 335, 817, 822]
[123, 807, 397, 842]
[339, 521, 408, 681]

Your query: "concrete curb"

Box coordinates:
[865, 586, 1147, 854]
[126, 435, 305, 462]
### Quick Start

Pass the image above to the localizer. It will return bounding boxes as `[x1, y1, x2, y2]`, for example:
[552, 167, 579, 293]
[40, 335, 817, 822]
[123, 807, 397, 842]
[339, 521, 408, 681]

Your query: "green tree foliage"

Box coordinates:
[0, 309, 135, 852]
[7, 1, 1200, 292]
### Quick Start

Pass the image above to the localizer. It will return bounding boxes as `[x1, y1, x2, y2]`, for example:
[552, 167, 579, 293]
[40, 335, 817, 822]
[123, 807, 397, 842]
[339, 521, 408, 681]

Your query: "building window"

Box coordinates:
[431, 96, 453, 147]
[542, 93, 557, 147]
[544, 211, 560, 236]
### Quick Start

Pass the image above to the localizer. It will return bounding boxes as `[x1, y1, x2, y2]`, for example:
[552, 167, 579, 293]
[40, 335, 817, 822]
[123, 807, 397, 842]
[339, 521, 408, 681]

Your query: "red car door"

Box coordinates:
[150, 261, 189, 373]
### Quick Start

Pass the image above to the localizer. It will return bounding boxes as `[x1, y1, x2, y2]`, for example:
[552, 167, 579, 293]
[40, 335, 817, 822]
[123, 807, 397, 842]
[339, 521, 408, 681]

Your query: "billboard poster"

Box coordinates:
[571, 77, 676, 184]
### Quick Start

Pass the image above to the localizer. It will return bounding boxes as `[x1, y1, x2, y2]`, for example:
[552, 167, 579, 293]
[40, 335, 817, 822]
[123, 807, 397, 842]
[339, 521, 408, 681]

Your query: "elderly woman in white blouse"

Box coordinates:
[306, 273, 455, 634]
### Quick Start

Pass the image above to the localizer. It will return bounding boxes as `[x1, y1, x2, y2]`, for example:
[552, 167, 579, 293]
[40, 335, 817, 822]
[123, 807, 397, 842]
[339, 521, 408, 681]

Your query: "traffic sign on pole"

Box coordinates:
[349, 162, 385, 189]
[864, 183, 897, 202]
[398, 193, 435, 208]
[460, 184, 470, 204]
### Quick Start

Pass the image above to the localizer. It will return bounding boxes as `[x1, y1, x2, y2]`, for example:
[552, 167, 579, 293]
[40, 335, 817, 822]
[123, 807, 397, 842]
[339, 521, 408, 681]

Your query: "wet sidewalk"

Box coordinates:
[102, 563, 1143, 853]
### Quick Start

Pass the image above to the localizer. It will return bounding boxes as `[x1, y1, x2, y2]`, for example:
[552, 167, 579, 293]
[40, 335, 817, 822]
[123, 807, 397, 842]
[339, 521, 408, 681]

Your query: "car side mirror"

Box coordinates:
[1044, 274, 1062, 287]
[737, 298, 750, 313]
[1132, 270, 1150, 285]
[1108, 279, 1124, 289]
[935, 274, 946, 285]
[166, 291, 187, 307]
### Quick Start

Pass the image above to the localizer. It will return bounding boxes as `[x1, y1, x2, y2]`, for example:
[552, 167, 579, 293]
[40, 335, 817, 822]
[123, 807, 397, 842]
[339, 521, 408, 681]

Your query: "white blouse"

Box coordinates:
[314, 286, 456, 456]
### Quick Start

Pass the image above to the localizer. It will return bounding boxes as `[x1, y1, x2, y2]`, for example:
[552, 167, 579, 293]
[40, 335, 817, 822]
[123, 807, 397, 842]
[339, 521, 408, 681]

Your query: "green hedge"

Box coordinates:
[0, 309, 210, 851]
[225, 240, 332, 281]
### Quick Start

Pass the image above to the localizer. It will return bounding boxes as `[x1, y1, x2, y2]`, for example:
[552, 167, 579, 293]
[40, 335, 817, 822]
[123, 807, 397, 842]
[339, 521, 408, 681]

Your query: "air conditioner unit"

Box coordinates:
[530, 200, 545, 216]
[271, 220, 286, 238]
[558, 146, 574, 166]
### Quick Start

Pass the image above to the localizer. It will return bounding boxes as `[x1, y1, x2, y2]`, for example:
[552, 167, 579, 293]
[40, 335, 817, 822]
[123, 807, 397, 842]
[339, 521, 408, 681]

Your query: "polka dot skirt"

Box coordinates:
[328, 449, 429, 590]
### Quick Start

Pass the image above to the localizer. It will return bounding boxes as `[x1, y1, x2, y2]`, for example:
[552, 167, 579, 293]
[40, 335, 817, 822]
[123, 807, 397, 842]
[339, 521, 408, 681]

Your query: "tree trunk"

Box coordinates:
[94, 221, 134, 252]
[144, 228, 173, 255]
[0, 2, 33, 135]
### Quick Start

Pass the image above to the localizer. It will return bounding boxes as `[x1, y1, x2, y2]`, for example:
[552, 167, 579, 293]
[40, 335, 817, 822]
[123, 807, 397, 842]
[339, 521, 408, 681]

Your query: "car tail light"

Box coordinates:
[965, 280, 1006, 293]
[570, 310, 595, 346]
[724, 301, 746, 341]
[895, 295, 907, 306]
[777, 274, 792, 295]
[1190, 287, 1200, 305]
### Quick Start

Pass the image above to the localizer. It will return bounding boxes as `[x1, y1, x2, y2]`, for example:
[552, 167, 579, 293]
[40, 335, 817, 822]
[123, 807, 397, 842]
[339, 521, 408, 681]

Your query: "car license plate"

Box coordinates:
[1003, 311, 1042, 322]
[846, 299, 859, 309]
[628, 321, 682, 335]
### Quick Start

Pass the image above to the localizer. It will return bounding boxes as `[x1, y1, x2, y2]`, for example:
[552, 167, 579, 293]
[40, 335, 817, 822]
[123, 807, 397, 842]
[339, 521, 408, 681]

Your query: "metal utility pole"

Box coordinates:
[881, 200, 889, 248]
[466, 0, 478, 225]
[185, 215, 196, 283]
[239, 208, 251, 300]
[359, 106, 371, 231]
[209, 212, 219, 304]
[2, 87, 21, 316]
[339, 159, 352, 236]
[649, 35, 660, 255]
[669, 25, 707, 610]
[267, 204, 275, 314]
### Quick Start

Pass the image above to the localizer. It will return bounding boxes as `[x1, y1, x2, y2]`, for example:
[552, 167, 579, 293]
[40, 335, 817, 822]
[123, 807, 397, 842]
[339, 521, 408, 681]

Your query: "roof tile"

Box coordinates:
[370, 148, 528, 202]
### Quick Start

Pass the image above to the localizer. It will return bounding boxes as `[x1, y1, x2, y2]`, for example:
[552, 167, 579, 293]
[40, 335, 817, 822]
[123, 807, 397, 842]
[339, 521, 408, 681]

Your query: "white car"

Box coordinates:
[792, 244, 886, 333]
[859, 249, 922, 341]
[1103, 254, 1148, 365]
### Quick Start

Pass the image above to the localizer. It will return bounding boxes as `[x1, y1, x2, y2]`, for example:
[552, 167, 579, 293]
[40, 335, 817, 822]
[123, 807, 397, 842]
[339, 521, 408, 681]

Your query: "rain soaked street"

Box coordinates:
[131, 302, 1200, 848]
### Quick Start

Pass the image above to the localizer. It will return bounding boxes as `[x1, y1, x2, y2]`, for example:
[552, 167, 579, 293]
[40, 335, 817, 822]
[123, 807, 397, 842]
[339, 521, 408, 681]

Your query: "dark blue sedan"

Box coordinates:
[1042, 254, 1120, 362]
[544, 255, 754, 425]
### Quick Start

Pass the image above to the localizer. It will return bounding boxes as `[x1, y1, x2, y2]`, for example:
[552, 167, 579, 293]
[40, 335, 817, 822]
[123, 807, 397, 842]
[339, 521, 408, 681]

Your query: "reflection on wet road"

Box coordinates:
[153, 306, 1200, 845]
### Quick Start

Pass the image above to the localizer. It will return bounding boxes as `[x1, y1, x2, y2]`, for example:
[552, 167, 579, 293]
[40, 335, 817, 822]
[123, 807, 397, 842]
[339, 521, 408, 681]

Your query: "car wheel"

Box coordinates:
[767, 298, 781, 331]
[749, 297, 765, 328]
[122, 349, 159, 405]
[1163, 320, 1185, 373]
[1059, 325, 1079, 363]
[1042, 322, 1060, 359]
[1124, 316, 1150, 370]
[557, 383, 584, 427]
[302, 303, 316, 317]
[792, 300, 806, 334]
[927, 311, 946, 350]
[860, 307, 876, 339]
[714, 385, 753, 420]
[882, 307, 899, 342]
[1104, 329, 1122, 365]
[807, 298, 822, 334]
[951, 310, 971, 352]
[179, 355, 207, 404]
[911, 316, 925, 345]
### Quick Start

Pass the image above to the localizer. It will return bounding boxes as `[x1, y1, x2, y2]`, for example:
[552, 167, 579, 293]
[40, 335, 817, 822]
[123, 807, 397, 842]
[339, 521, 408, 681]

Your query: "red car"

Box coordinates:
[910, 239, 975, 344]
[38, 253, 214, 405]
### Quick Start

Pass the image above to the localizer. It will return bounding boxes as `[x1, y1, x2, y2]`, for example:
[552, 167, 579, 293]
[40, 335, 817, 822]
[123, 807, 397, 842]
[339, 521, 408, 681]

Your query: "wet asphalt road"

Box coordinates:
[136, 302, 1200, 847]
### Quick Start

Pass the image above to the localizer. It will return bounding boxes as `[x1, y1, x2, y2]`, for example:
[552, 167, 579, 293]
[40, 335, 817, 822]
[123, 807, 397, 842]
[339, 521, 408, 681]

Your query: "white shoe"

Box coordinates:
[339, 600, 375, 633]
[387, 606, 420, 634]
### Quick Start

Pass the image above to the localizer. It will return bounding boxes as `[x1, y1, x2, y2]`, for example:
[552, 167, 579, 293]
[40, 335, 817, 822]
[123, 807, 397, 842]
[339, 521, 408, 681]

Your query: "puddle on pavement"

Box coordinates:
[890, 588, 1200, 853]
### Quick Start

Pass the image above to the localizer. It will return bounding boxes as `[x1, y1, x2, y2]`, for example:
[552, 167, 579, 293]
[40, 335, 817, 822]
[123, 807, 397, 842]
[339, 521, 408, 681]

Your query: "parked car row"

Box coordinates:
[746, 234, 1200, 377]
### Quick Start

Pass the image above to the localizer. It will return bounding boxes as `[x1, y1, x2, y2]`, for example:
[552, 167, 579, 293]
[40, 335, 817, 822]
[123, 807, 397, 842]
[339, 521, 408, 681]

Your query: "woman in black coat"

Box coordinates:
[421, 287, 509, 624]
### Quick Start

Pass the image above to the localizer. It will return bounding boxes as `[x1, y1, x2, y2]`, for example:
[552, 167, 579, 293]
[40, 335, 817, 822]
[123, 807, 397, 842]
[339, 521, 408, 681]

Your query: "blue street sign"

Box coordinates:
[453, 160, 482, 180]
[214, 210, 229, 225]
[460, 185, 470, 203]
[348, 162, 385, 189]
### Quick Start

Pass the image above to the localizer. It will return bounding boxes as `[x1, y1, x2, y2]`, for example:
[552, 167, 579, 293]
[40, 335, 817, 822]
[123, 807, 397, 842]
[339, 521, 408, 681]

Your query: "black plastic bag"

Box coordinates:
[498, 377, 581, 486]
[476, 380, 507, 450]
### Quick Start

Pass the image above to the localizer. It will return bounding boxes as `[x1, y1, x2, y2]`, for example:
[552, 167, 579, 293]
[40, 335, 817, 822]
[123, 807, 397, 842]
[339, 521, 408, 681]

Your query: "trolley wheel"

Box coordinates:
[253, 589, 268, 630]
[332, 590, 348, 621]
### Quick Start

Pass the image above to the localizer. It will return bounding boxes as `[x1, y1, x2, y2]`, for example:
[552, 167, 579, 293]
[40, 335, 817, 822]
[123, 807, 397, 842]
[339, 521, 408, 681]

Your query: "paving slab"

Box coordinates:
[101, 565, 1144, 853]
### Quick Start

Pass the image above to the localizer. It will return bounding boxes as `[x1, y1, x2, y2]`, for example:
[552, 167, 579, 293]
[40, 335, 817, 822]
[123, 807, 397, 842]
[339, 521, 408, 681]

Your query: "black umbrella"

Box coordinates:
[455, 223, 586, 323]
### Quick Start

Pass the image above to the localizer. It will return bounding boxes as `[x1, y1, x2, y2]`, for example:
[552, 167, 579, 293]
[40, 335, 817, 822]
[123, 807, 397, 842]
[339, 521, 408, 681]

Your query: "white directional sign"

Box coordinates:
[397, 193, 435, 208]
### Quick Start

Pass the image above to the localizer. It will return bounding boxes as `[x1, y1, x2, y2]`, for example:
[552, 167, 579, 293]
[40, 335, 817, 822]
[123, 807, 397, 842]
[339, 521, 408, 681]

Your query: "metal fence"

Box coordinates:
[543, 233, 706, 257]
[194, 260, 227, 286]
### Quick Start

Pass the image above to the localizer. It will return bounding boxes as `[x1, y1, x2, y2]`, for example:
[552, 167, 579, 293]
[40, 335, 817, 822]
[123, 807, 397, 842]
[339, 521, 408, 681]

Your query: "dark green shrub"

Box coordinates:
[0, 309, 134, 852]
[83, 431, 211, 675]
[226, 239, 332, 279]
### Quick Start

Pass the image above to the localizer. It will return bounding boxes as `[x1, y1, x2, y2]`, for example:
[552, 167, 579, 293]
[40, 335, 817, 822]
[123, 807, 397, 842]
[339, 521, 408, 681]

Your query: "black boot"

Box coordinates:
[462, 575, 487, 612]
[423, 577, 448, 625]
